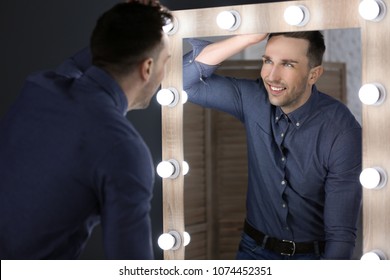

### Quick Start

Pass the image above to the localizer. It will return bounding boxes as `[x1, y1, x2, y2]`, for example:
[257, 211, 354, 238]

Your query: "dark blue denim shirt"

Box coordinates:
[0, 49, 154, 259]
[183, 39, 362, 259]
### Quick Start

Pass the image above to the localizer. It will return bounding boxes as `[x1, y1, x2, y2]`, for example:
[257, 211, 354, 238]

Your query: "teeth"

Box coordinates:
[271, 86, 284, 91]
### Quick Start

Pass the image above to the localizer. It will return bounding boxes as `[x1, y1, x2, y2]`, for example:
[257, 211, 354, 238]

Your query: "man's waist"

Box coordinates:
[243, 220, 325, 256]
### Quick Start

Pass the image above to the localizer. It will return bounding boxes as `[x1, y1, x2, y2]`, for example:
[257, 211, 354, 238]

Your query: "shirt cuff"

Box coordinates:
[322, 241, 355, 259]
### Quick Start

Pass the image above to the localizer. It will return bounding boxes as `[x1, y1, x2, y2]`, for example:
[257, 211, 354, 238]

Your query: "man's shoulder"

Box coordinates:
[315, 92, 361, 131]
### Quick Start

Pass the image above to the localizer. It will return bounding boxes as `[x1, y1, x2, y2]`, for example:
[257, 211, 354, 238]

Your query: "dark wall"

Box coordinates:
[0, 0, 114, 116]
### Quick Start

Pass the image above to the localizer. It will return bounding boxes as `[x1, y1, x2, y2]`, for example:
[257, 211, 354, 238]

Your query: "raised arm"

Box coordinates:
[195, 33, 268, 65]
[183, 34, 268, 122]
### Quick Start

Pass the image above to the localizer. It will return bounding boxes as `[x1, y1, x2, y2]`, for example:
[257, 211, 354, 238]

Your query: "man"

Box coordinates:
[183, 32, 362, 259]
[0, 1, 172, 259]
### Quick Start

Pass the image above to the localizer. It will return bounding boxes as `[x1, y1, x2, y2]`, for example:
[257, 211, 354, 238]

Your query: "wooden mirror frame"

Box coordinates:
[160, 0, 390, 260]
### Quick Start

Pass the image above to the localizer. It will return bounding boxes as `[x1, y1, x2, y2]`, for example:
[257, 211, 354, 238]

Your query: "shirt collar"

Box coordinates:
[274, 85, 319, 129]
[84, 66, 128, 115]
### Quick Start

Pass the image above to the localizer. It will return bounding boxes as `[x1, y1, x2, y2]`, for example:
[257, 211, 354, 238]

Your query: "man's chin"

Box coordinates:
[267, 94, 284, 107]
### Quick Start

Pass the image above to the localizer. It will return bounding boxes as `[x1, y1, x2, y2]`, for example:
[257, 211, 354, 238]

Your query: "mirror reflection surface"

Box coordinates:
[182, 28, 362, 260]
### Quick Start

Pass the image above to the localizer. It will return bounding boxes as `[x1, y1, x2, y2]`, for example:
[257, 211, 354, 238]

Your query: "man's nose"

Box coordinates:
[267, 65, 281, 82]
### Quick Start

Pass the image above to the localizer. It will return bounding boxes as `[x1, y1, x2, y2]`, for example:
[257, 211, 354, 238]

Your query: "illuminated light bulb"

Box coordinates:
[359, 167, 387, 190]
[283, 5, 310, 26]
[156, 159, 180, 179]
[156, 161, 174, 178]
[216, 10, 241, 31]
[182, 161, 189, 176]
[183, 231, 191, 247]
[359, 0, 387, 22]
[158, 231, 181, 251]
[162, 21, 174, 34]
[181, 90, 188, 104]
[358, 83, 386, 105]
[163, 17, 178, 35]
[158, 233, 176, 250]
[156, 88, 179, 107]
[361, 250, 387, 260]
[156, 89, 174, 106]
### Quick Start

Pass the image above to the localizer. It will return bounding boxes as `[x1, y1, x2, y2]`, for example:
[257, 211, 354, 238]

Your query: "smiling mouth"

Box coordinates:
[268, 84, 287, 94]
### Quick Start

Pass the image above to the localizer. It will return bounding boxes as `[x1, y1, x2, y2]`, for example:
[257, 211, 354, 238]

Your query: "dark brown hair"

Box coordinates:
[90, 2, 172, 76]
[268, 31, 326, 68]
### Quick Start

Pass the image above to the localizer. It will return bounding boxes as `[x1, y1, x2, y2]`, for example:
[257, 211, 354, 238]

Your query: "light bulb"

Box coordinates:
[359, 167, 387, 190]
[181, 90, 188, 104]
[163, 17, 178, 35]
[156, 88, 179, 107]
[156, 161, 174, 178]
[361, 250, 387, 260]
[157, 160, 180, 179]
[284, 5, 310, 26]
[216, 10, 241, 31]
[358, 83, 386, 105]
[158, 233, 176, 250]
[182, 161, 189, 176]
[359, 0, 387, 22]
[163, 21, 174, 34]
[183, 231, 191, 247]
[158, 231, 181, 251]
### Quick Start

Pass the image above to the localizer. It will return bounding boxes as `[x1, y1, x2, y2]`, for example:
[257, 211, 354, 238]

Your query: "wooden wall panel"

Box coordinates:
[183, 103, 207, 259]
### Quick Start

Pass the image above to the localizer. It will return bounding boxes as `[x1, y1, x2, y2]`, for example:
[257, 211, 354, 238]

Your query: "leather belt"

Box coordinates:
[244, 220, 325, 256]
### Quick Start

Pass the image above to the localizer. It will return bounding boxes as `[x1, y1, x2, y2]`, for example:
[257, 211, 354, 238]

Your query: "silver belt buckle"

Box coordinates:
[281, 240, 296, 256]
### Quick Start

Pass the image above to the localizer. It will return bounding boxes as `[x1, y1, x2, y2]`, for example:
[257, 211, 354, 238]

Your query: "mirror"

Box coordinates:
[182, 28, 362, 260]
[160, 0, 390, 260]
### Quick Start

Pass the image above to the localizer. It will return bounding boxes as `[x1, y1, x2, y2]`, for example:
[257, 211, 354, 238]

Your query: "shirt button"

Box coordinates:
[275, 116, 279, 121]
[282, 203, 286, 208]
[281, 133, 284, 138]
[281, 157, 285, 162]
[281, 180, 286, 185]
[296, 122, 300, 127]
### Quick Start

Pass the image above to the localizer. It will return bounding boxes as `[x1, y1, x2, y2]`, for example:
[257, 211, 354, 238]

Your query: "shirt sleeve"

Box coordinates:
[322, 126, 362, 259]
[183, 38, 219, 87]
[55, 47, 92, 78]
[93, 139, 155, 260]
[183, 38, 248, 122]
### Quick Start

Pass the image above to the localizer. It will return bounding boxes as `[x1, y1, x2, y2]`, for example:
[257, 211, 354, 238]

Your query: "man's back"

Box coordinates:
[0, 66, 154, 259]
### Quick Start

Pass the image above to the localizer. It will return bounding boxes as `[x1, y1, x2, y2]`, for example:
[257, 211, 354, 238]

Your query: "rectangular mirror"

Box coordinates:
[183, 29, 362, 259]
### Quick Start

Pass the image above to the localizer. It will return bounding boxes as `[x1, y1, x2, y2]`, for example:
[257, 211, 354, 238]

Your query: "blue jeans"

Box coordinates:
[236, 232, 322, 260]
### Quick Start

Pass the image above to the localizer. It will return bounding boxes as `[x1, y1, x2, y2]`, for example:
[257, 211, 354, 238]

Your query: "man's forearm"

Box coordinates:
[195, 34, 268, 65]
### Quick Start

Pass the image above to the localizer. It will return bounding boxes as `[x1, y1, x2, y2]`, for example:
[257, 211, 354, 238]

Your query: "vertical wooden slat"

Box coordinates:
[183, 103, 207, 259]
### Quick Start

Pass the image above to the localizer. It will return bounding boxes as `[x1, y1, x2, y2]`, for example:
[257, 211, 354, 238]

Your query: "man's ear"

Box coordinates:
[308, 65, 324, 85]
[140, 58, 154, 82]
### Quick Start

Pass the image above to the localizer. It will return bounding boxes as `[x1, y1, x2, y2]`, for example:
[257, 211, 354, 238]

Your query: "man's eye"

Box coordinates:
[284, 63, 294, 68]
[263, 59, 272, 64]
